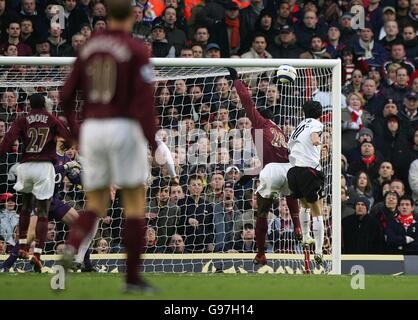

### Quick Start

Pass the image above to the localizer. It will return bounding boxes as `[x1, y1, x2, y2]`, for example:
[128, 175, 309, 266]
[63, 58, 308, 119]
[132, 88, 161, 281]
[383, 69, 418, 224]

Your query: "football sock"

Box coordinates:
[300, 207, 311, 239]
[68, 210, 98, 250]
[312, 216, 324, 255]
[18, 209, 31, 241]
[75, 218, 99, 264]
[255, 217, 268, 255]
[124, 218, 146, 284]
[34, 216, 48, 255]
[286, 196, 301, 231]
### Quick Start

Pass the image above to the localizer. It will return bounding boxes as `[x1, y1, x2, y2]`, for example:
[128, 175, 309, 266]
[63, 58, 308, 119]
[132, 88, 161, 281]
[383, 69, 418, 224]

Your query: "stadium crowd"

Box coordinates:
[0, 0, 418, 259]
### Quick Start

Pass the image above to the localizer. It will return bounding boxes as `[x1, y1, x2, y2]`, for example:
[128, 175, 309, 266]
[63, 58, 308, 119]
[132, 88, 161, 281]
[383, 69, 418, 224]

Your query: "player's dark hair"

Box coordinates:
[302, 100, 322, 119]
[105, 0, 132, 21]
[29, 94, 46, 109]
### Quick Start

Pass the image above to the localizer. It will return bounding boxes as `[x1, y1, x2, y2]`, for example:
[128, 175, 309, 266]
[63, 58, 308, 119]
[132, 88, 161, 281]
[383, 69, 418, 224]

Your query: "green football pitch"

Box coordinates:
[0, 273, 418, 300]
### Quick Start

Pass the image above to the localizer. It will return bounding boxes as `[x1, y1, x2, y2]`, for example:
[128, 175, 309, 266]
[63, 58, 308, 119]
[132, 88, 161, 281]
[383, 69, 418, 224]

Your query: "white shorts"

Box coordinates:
[256, 162, 292, 199]
[14, 162, 55, 200]
[80, 118, 149, 192]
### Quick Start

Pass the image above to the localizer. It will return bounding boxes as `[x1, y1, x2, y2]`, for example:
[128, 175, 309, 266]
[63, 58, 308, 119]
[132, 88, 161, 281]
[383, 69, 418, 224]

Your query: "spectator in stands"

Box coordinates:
[177, 175, 214, 252]
[402, 24, 418, 60]
[93, 238, 110, 254]
[377, 6, 397, 40]
[191, 43, 204, 57]
[294, 10, 328, 50]
[300, 35, 332, 59]
[19, 0, 47, 40]
[233, 223, 256, 252]
[36, 39, 51, 57]
[62, 33, 86, 57]
[205, 171, 225, 204]
[92, 15, 107, 32]
[44, 221, 57, 254]
[342, 92, 371, 153]
[151, 22, 176, 58]
[383, 42, 415, 75]
[239, 0, 264, 54]
[210, 1, 241, 58]
[353, 22, 388, 67]
[372, 161, 396, 202]
[160, 6, 187, 57]
[274, 1, 292, 30]
[205, 42, 221, 58]
[147, 182, 180, 247]
[132, 5, 151, 39]
[241, 33, 272, 59]
[405, 0, 418, 30]
[342, 69, 364, 96]
[371, 189, 398, 228]
[399, 91, 418, 129]
[144, 226, 159, 252]
[380, 21, 402, 52]
[213, 180, 242, 252]
[0, 90, 20, 123]
[165, 233, 186, 253]
[20, 18, 35, 52]
[80, 23, 92, 40]
[367, 65, 385, 92]
[0, 194, 18, 251]
[386, 196, 418, 254]
[170, 184, 185, 205]
[0, 121, 5, 144]
[63, 0, 89, 42]
[193, 26, 210, 51]
[348, 141, 382, 180]
[269, 25, 304, 59]
[3, 43, 17, 56]
[375, 114, 411, 182]
[0, 21, 32, 56]
[363, 79, 386, 116]
[48, 22, 69, 57]
[348, 170, 375, 207]
[342, 196, 384, 253]
[325, 23, 345, 58]
[92, 1, 107, 18]
[339, 12, 357, 45]
[179, 47, 193, 58]
[385, 67, 410, 107]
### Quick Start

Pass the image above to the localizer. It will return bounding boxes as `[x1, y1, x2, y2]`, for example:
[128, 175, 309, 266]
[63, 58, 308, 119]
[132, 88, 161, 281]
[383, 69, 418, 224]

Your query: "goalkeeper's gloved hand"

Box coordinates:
[64, 160, 81, 171]
[227, 67, 238, 81]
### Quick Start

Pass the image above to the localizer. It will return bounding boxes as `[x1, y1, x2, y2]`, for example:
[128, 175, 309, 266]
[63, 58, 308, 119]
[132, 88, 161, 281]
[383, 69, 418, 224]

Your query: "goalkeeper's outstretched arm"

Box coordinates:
[227, 68, 267, 129]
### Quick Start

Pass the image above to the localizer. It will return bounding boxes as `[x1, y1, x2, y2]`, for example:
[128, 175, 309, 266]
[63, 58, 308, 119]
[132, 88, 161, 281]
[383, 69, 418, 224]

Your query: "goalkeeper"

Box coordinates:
[227, 67, 302, 265]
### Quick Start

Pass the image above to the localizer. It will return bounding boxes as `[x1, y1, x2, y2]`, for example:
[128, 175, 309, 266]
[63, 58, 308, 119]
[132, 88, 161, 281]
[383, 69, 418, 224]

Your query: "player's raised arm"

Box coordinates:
[227, 67, 267, 129]
[155, 135, 178, 181]
[0, 118, 22, 157]
[133, 48, 158, 152]
[61, 58, 82, 139]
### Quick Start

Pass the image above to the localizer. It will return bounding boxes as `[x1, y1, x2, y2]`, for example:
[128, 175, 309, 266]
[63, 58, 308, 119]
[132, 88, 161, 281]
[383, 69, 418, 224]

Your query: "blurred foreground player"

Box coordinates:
[0, 94, 72, 271]
[61, 0, 158, 293]
[227, 68, 302, 266]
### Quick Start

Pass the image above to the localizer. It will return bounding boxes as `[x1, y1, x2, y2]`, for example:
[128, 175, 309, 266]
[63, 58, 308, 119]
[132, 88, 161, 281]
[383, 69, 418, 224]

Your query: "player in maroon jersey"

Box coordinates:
[227, 68, 302, 265]
[61, 0, 158, 293]
[0, 93, 73, 272]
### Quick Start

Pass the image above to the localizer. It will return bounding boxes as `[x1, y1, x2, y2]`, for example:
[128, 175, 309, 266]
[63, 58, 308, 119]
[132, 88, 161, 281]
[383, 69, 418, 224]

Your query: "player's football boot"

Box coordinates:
[59, 245, 76, 272]
[294, 226, 303, 242]
[302, 235, 315, 247]
[314, 253, 324, 266]
[30, 254, 43, 273]
[123, 281, 160, 294]
[253, 253, 267, 265]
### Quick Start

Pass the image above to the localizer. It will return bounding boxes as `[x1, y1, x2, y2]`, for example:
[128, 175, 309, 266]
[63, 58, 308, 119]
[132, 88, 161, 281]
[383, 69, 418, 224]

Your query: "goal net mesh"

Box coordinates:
[0, 62, 335, 274]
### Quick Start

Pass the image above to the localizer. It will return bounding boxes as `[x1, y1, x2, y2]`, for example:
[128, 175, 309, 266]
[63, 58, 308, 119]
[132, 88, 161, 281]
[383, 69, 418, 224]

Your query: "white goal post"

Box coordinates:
[0, 57, 341, 275]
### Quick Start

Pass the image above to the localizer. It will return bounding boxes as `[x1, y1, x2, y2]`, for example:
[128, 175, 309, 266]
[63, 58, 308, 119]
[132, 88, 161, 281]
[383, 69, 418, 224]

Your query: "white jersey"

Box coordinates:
[288, 118, 323, 170]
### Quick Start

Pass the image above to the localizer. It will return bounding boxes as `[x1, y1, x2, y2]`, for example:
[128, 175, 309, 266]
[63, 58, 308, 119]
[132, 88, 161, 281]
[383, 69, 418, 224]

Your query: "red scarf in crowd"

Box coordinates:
[397, 213, 415, 230]
[362, 154, 376, 166]
[225, 16, 240, 49]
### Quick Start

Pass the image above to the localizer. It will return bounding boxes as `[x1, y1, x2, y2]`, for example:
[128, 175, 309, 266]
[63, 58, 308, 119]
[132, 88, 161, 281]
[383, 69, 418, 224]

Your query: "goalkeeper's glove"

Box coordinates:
[227, 67, 238, 81]
[64, 160, 81, 171]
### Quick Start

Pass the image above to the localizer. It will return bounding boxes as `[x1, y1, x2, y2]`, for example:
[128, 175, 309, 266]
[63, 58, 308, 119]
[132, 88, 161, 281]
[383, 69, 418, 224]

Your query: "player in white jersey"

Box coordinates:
[287, 101, 325, 265]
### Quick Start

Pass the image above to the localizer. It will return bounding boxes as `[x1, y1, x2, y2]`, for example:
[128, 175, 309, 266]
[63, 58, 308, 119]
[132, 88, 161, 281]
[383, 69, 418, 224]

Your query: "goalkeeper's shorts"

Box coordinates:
[256, 162, 292, 199]
[80, 118, 149, 191]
